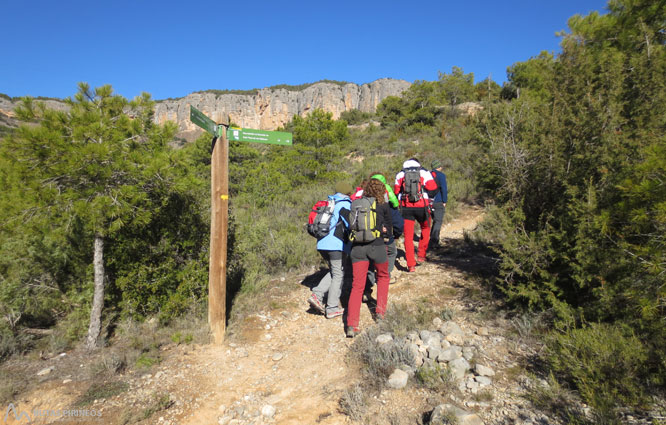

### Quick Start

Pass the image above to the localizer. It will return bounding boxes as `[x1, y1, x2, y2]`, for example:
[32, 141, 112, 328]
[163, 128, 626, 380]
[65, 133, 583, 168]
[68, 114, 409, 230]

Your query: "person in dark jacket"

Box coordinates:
[365, 185, 404, 290]
[358, 172, 403, 294]
[428, 159, 448, 250]
[346, 178, 393, 338]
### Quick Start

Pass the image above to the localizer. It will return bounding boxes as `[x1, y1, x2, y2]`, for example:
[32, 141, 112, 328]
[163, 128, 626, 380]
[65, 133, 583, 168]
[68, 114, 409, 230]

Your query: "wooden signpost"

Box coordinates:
[189, 106, 292, 343]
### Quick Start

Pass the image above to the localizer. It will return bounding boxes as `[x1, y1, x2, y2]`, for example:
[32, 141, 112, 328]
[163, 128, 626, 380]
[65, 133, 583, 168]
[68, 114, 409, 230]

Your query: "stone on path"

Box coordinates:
[261, 405, 276, 418]
[448, 358, 471, 380]
[427, 346, 442, 360]
[474, 363, 495, 377]
[446, 333, 466, 346]
[430, 403, 484, 425]
[37, 366, 54, 376]
[475, 376, 492, 386]
[423, 333, 442, 350]
[376, 334, 393, 344]
[439, 321, 463, 336]
[437, 346, 460, 363]
[387, 369, 409, 389]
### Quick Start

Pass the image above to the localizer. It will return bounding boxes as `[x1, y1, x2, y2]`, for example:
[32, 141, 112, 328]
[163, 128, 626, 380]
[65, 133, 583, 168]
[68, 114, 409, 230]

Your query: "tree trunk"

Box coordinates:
[85, 234, 105, 350]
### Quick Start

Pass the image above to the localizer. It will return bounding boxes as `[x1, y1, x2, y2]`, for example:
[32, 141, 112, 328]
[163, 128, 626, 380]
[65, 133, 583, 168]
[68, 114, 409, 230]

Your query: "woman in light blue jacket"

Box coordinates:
[308, 182, 352, 319]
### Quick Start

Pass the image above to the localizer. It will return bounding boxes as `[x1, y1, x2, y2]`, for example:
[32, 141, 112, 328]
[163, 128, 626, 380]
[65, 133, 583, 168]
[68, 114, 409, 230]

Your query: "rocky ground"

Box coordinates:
[4, 206, 624, 425]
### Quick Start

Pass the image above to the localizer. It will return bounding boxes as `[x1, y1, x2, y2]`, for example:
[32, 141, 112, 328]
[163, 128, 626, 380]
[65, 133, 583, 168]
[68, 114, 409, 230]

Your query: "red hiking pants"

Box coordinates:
[402, 208, 431, 268]
[347, 243, 389, 329]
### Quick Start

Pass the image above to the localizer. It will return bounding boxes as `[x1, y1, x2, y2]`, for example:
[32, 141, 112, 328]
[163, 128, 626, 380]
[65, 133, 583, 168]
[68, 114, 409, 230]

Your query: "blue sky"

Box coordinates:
[1, 0, 609, 101]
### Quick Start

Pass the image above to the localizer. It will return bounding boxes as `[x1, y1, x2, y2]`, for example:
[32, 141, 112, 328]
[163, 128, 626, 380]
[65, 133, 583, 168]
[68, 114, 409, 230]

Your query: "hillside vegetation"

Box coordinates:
[0, 0, 664, 422]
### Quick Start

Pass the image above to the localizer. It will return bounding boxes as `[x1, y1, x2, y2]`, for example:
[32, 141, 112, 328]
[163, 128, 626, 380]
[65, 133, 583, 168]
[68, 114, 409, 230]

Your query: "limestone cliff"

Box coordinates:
[154, 79, 410, 140]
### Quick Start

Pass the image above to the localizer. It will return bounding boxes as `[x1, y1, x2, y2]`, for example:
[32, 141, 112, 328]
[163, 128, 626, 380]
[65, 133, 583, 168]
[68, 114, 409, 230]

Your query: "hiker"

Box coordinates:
[428, 159, 448, 251]
[365, 205, 404, 291]
[308, 182, 353, 319]
[350, 179, 367, 201]
[346, 178, 393, 338]
[371, 173, 399, 208]
[365, 173, 403, 295]
[394, 158, 438, 272]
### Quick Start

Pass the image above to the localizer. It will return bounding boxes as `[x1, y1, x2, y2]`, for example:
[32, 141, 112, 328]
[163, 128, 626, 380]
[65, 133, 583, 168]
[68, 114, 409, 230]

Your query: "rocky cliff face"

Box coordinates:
[155, 78, 410, 140]
[0, 79, 411, 141]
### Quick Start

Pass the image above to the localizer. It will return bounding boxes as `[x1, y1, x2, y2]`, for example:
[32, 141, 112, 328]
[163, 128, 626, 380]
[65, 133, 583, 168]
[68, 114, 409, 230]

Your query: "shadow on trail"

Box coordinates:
[299, 268, 329, 290]
[427, 236, 500, 279]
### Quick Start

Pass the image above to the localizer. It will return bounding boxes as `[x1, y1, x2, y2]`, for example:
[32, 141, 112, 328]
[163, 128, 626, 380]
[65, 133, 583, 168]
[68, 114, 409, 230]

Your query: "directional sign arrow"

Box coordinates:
[227, 127, 292, 146]
[190, 105, 218, 136]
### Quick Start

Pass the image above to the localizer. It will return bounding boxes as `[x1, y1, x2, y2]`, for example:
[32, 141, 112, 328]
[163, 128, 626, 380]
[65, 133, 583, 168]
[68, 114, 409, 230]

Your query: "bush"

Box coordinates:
[376, 303, 435, 338]
[415, 363, 454, 393]
[347, 326, 414, 389]
[546, 323, 650, 419]
[0, 325, 28, 361]
[339, 383, 369, 421]
[339, 109, 374, 125]
[75, 381, 129, 407]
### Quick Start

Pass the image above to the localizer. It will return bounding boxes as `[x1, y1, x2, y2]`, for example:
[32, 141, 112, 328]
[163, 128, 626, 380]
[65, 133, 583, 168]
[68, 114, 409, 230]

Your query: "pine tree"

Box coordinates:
[4, 83, 178, 349]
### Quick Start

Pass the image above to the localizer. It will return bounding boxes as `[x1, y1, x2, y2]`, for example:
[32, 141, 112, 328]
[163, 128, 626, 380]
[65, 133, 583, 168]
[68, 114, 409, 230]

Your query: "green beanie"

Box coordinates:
[371, 174, 387, 184]
[431, 159, 442, 169]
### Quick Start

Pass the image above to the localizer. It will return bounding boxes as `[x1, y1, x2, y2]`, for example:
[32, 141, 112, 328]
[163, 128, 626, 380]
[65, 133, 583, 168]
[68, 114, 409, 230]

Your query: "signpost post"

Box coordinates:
[189, 106, 292, 344]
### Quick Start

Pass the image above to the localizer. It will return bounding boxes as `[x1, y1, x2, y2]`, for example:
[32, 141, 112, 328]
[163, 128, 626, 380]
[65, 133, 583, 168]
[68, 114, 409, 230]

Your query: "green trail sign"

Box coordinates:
[190, 106, 219, 136]
[189, 106, 292, 145]
[227, 127, 292, 146]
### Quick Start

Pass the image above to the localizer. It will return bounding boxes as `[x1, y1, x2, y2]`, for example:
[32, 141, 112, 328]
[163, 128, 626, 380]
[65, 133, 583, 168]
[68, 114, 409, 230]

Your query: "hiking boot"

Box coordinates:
[416, 256, 426, 264]
[345, 326, 360, 338]
[325, 307, 344, 319]
[308, 293, 325, 314]
[408, 266, 416, 273]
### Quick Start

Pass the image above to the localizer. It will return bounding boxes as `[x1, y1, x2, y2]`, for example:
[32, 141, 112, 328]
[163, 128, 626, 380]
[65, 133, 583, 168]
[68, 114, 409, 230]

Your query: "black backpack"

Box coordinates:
[402, 167, 423, 202]
[307, 199, 336, 239]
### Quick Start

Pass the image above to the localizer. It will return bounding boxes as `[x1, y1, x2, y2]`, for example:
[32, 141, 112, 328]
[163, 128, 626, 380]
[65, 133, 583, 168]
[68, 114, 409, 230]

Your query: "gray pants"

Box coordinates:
[312, 250, 349, 313]
[367, 240, 397, 286]
[430, 202, 446, 248]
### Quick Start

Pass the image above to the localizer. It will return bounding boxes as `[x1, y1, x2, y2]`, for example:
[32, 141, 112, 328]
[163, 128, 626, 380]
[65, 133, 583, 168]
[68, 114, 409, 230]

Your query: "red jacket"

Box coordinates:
[393, 160, 438, 208]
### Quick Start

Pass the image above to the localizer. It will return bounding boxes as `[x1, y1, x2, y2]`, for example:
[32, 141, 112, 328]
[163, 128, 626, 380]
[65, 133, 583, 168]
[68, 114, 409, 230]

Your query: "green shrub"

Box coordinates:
[0, 368, 24, 404]
[138, 392, 173, 421]
[89, 352, 127, 377]
[0, 324, 30, 361]
[546, 323, 650, 418]
[75, 381, 129, 406]
[135, 353, 160, 368]
[170, 332, 193, 345]
[340, 109, 374, 125]
[377, 303, 433, 338]
[415, 363, 454, 393]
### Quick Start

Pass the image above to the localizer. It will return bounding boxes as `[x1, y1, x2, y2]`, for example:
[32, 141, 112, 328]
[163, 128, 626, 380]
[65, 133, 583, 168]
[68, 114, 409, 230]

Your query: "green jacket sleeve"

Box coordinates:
[384, 182, 399, 208]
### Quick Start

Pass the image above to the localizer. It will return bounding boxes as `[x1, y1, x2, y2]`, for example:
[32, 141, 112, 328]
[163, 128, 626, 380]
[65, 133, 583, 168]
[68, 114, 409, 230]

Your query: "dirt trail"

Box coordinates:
[170, 207, 487, 425]
[6, 206, 488, 425]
